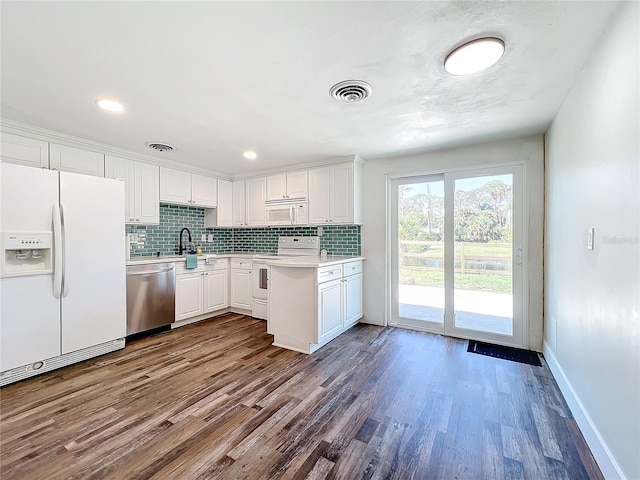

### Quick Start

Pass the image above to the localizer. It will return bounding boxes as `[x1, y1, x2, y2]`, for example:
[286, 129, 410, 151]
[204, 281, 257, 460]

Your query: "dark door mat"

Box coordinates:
[467, 340, 542, 366]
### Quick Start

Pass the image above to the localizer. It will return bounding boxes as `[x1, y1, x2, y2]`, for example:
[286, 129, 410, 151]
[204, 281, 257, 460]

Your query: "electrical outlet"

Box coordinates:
[587, 227, 594, 250]
[201, 234, 207, 242]
[317, 226, 323, 237]
[208, 234, 213, 243]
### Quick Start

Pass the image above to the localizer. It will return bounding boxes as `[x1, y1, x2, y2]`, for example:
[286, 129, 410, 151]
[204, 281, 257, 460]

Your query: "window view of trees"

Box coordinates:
[398, 178, 513, 294]
[399, 179, 512, 243]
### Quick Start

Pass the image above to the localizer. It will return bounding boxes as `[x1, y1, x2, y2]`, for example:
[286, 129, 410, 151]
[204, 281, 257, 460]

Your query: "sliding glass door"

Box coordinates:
[390, 165, 524, 347]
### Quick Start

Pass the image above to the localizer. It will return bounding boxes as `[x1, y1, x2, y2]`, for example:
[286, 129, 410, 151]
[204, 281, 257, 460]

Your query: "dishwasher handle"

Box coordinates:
[127, 266, 175, 276]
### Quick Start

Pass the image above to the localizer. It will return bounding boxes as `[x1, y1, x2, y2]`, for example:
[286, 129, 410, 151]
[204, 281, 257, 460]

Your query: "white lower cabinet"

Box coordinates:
[316, 262, 363, 344]
[230, 259, 252, 309]
[343, 270, 363, 327]
[176, 272, 204, 321]
[175, 259, 229, 322]
[204, 269, 228, 312]
[317, 278, 343, 344]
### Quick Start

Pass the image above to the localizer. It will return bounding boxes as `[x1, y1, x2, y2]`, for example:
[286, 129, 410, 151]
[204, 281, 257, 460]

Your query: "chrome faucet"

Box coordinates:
[178, 227, 192, 255]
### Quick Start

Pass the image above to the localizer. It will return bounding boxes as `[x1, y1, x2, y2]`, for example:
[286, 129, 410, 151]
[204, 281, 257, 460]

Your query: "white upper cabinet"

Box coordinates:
[330, 163, 353, 224]
[159, 167, 217, 208]
[308, 167, 331, 224]
[245, 177, 266, 226]
[266, 174, 287, 200]
[232, 180, 246, 226]
[50, 143, 104, 177]
[104, 155, 135, 222]
[216, 179, 233, 227]
[0, 132, 49, 168]
[287, 170, 309, 199]
[159, 167, 191, 204]
[105, 156, 159, 225]
[191, 174, 218, 207]
[308, 161, 362, 225]
[266, 170, 308, 200]
[135, 162, 160, 224]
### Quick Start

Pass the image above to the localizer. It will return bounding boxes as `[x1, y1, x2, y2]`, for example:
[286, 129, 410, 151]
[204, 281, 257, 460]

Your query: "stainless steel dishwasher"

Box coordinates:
[126, 263, 176, 335]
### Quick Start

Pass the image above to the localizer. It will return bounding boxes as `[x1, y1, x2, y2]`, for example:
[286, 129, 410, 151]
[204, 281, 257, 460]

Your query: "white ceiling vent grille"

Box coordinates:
[330, 80, 372, 104]
[145, 142, 175, 152]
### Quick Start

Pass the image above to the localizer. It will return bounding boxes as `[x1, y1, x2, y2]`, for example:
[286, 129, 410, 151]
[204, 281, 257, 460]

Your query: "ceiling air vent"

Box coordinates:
[330, 80, 372, 104]
[145, 142, 175, 152]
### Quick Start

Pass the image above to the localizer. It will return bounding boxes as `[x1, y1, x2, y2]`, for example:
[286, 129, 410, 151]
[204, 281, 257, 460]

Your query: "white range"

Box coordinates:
[251, 236, 320, 320]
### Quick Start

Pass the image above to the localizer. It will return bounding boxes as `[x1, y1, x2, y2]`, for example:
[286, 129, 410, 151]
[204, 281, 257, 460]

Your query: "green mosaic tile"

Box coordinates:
[127, 204, 360, 257]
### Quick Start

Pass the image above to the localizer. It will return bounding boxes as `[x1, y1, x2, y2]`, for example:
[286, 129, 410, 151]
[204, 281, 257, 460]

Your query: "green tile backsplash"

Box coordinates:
[127, 204, 360, 257]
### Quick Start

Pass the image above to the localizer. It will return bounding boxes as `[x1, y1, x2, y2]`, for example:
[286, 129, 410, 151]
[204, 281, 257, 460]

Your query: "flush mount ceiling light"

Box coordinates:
[243, 150, 257, 160]
[330, 80, 372, 104]
[145, 142, 175, 152]
[444, 37, 505, 75]
[95, 98, 125, 113]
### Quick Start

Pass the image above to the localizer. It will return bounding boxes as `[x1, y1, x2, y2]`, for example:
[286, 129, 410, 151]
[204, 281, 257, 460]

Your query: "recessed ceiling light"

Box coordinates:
[95, 98, 125, 113]
[243, 150, 257, 160]
[444, 37, 505, 75]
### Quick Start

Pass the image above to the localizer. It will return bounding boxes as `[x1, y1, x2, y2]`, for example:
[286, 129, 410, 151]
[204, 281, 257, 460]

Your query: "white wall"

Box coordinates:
[361, 135, 544, 350]
[544, 2, 639, 479]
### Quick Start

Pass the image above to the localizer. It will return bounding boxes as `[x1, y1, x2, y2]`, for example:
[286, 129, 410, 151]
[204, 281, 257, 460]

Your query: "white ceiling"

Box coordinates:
[1, 1, 618, 176]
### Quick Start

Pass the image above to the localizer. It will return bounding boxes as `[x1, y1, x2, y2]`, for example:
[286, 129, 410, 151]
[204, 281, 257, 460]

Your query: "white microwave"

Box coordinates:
[265, 199, 308, 226]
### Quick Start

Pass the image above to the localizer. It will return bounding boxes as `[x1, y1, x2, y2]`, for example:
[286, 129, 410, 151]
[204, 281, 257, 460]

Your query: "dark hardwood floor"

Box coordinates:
[0, 314, 602, 479]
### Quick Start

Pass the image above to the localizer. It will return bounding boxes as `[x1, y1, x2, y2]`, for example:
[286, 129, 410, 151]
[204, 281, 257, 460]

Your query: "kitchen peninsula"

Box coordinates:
[266, 255, 364, 354]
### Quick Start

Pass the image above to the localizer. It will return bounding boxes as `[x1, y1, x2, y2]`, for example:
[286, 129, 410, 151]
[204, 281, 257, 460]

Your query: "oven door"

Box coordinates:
[252, 263, 268, 300]
[251, 262, 269, 320]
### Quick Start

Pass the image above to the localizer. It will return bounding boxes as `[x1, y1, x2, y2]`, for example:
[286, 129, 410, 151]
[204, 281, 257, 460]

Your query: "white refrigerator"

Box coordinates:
[0, 162, 126, 385]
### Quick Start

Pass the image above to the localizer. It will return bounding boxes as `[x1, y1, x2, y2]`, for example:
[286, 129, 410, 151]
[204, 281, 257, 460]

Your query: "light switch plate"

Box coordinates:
[587, 227, 594, 250]
[208, 234, 213, 243]
[201, 234, 206, 242]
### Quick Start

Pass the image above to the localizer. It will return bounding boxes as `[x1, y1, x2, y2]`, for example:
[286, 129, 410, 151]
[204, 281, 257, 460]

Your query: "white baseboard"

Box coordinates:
[543, 341, 626, 480]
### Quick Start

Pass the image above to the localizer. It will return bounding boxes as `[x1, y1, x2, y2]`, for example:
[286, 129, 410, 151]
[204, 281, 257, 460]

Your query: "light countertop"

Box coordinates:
[126, 253, 363, 267]
[262, 255, 364, 268]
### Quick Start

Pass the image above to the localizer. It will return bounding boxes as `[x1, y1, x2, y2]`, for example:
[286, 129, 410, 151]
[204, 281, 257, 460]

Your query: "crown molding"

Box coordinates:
[1, 118, 366, 181]
[0, 119, 232, 180]
[231, 154, 367, 181]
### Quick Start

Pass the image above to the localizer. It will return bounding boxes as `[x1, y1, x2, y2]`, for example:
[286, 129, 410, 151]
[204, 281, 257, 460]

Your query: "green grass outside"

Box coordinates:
[401, 241, 512, 258]
[400, 267, 512, 294]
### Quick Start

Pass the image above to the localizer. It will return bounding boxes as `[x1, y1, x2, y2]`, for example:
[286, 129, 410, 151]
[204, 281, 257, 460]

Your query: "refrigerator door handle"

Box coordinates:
[52, 203, 63, 299]
[60, 202, 69, 298]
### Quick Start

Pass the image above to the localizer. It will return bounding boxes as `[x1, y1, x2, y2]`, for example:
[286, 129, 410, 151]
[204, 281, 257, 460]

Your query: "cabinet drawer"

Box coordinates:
[343, 261, 362, 277]
[231, 258, 252, 270]
[203, 258, 228, 271]
[317, 264, 343, 283]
